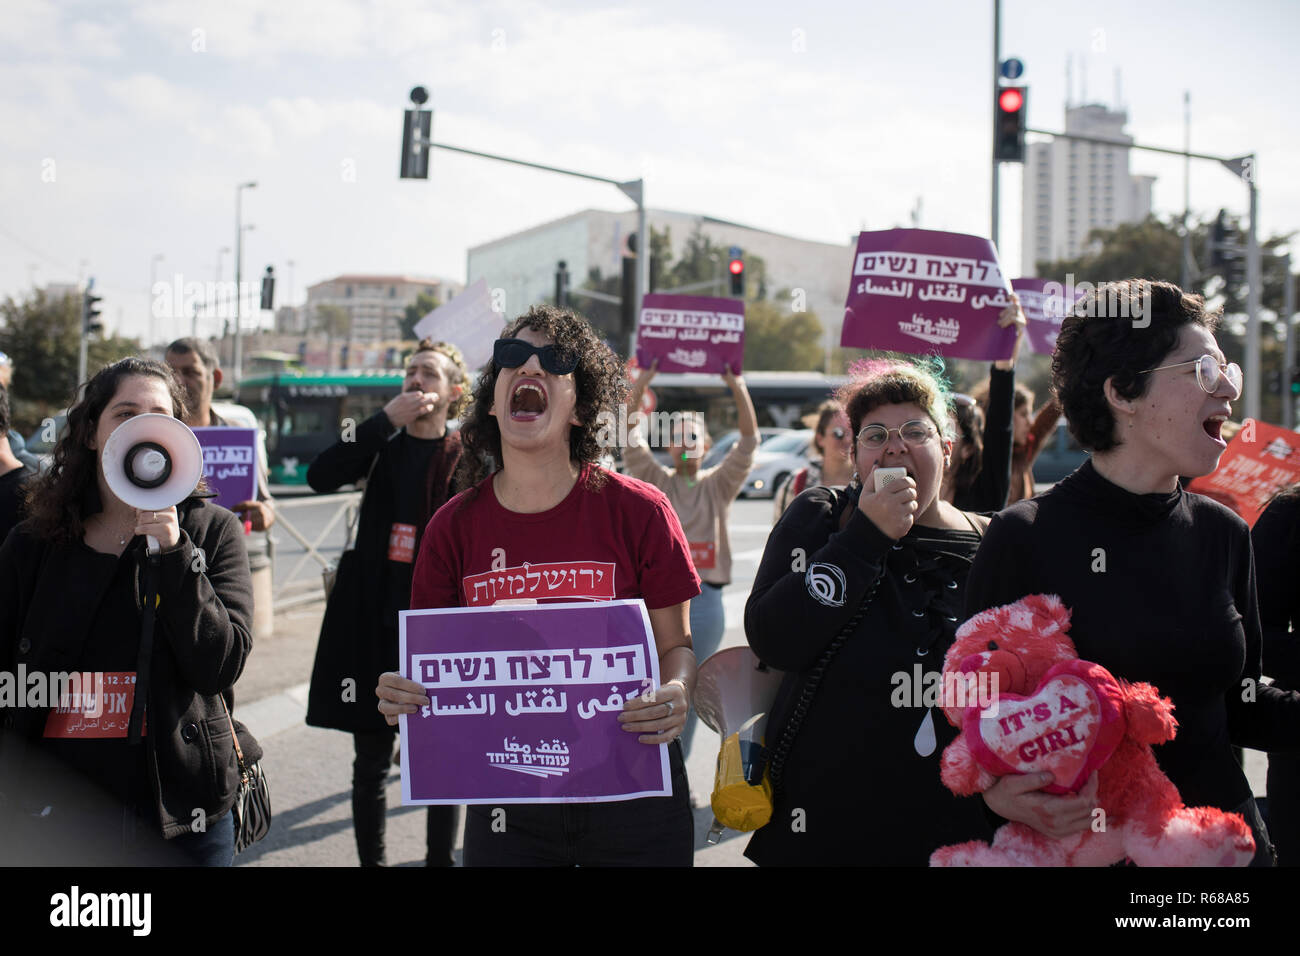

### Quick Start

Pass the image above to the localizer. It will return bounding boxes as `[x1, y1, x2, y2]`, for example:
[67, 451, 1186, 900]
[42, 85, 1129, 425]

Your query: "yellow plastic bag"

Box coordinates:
[710, 730, 773, 832]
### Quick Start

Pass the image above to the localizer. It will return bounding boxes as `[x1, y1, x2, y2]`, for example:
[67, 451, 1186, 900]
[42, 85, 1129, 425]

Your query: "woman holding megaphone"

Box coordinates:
[0, 357, 258, 866]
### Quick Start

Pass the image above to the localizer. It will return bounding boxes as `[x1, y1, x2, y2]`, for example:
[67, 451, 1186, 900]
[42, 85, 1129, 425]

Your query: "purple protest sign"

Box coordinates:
[191, 427, 258, 508]
[636, 294, 744, 374]
[841, 229, 1016, 360]
[1011, 277, 1083, 356]
[399, 600, 670, 805]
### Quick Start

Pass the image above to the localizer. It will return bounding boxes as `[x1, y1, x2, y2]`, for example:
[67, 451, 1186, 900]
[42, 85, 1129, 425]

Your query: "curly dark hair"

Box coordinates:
[950, 396, 985, 494]
[456, 305, 627, 493]
[1051, 279, 1221, 452]
[24, 357, 192, 545]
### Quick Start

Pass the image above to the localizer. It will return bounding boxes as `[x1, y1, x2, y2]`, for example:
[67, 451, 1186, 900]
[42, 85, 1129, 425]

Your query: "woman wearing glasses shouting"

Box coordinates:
[965, 279, 1298, 866]
[375, 307, 700, 866]
[742, 357, 1064, 865]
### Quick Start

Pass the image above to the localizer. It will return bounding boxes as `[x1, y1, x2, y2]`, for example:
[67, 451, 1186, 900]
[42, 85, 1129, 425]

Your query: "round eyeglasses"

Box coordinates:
[1140, 354, 1242, 399]
[856, 420, 937, 449]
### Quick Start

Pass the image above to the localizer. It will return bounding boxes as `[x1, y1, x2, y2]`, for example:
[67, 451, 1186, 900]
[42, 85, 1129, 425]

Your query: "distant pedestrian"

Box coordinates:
[0, 351, 42, 472]
[942, 296, 1025, 511]
[1252, 483, 1300, 865]
[0, 384, 36, 541]
[773, 399, 853, 519]
[622, 360, 756, 762]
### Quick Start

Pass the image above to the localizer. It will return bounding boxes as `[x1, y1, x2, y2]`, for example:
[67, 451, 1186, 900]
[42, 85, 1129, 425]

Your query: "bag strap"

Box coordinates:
[345, 452, 381, 550]
[767, 565, 884, 794]
[218, 695, 249, 777]
[127, 553, 160, 746]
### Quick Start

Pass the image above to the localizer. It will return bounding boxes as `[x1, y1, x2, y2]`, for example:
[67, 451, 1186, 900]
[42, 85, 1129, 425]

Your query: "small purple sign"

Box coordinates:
[841, 229, 1016, 360]
[399, 600, 671, 805]
[636, 294, 745, 374]
[191, 427, 258, 508]
[1011, 277, 1084, 355]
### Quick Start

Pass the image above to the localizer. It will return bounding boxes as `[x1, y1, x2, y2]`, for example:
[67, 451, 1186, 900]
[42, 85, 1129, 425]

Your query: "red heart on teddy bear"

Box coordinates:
[963, 660, 1127, 794]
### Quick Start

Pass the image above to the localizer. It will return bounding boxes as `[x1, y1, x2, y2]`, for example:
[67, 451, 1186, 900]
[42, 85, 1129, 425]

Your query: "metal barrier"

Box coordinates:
[270, 491, 361, 611]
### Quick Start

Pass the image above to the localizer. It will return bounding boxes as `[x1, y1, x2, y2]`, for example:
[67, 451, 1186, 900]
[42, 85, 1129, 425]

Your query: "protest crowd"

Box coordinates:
[1, 270, 1299, 871]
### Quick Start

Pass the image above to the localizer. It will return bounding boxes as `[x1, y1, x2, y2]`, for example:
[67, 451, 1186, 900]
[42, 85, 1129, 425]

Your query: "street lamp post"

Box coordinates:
[149, 253, 164, 350]
[234, 181, 257, 383]
[202, 246, 232, 337]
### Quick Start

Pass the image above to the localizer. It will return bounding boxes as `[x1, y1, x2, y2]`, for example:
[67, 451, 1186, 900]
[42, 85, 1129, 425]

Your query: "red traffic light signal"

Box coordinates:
[728, 256, 745, 296]
[994, 85, 1027, 163]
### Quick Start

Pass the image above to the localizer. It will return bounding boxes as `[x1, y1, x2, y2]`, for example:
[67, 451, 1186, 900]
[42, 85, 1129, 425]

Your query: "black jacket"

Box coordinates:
[305, 411, 462, 732]
[0, 496, 259, 839]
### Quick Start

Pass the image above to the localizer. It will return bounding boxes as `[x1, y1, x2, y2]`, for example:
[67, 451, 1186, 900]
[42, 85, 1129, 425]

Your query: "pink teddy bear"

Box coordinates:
[930, 593, 1255, 867]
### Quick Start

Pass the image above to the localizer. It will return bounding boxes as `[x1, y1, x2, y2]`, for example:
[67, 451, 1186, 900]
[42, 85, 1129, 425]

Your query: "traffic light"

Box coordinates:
[728, 254, 745, 297]
[82, 288, 103, 336]
[260, 265, 275, 310]
[1209, 209, 1229, 267]
[994, 86, 1027, 163]
[400, 87, 432, 179]
[555, 260, 570, 309]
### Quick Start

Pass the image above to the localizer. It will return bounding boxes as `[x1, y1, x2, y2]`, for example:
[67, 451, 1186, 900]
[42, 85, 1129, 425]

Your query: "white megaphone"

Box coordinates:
[101, 413, 204, 554]
[692, 647, 786, 842]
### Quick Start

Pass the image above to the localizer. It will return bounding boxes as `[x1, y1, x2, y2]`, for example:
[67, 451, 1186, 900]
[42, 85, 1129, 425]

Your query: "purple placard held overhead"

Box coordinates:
[1011, 277, 1085, 355]
[841, 229, 1016, 360]
[191, 427, 258, 509]
[636, 294, 744, 374]
[399, 600, 670, 805]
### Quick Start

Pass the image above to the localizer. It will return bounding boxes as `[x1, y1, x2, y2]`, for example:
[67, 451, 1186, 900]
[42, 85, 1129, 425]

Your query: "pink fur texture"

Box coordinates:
[930, 594, 1255, 867]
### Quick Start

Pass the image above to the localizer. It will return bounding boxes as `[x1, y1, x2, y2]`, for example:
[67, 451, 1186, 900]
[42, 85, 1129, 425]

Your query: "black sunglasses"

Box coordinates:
[493, 338, 579, 376]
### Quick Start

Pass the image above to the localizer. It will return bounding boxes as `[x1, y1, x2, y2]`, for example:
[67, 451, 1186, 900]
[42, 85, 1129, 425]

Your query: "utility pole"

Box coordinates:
[234, 180, 257, 383]
[1181, 91, 1191, 291]
[990, 0, 1001, 248]
[1283, 251, 1295, 429]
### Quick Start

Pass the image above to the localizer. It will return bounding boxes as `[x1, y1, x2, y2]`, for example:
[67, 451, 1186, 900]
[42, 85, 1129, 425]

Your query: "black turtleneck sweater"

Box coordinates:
[965, 459, 1300, 814]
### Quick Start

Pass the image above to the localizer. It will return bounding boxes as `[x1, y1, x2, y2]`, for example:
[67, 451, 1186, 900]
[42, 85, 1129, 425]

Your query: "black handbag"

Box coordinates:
[222, 699, 271, 853]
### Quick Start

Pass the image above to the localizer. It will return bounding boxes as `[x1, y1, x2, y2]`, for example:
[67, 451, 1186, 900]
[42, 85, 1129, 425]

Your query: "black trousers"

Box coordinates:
[352, 728, 459, 866]
[462, 740, 693, 867]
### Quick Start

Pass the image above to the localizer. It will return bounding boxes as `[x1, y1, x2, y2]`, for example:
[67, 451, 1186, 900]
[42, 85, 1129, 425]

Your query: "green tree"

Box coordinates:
[744, 298, 824, 371]
[400, 290, 441, 341]
[0, 289, 138, 432]
[1037, 213, 1297, 424]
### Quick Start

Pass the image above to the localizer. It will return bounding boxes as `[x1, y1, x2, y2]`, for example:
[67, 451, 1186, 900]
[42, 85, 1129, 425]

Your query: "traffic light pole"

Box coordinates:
[1283, 251, 1295, 430]
[1029, 126, 1263, 419]
[416, 139, 646, 348]
[990, 0, 1001, 249]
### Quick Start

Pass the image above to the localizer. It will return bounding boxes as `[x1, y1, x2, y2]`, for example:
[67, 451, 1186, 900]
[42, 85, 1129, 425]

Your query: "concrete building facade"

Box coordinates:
[466, 208, 855, 356]
[1021, 104, 1156, 275]
[302, 274, 463, 344]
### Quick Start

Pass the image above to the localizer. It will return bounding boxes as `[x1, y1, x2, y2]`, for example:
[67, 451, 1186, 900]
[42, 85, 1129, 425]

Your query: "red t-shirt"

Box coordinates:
[411, 465, 701, 612]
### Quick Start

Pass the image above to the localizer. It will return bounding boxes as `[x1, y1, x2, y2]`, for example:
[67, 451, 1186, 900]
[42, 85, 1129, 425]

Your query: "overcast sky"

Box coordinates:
[2, 0, 1296, 344]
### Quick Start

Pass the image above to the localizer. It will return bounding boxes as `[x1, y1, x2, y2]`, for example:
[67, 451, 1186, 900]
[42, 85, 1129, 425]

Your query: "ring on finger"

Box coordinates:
[665, 700, 674, 716]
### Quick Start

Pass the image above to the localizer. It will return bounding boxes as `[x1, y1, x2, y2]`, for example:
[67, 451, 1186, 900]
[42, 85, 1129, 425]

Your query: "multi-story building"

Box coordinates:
[466, 208, 854, 353]
[302, 275, 463, 344]
[1021, 104, 1156, 276]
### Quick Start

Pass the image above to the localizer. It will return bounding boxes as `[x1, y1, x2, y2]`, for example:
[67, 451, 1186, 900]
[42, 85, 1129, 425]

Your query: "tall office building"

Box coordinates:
[1021, 104, 1155, 276]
